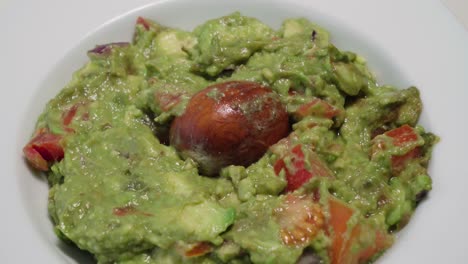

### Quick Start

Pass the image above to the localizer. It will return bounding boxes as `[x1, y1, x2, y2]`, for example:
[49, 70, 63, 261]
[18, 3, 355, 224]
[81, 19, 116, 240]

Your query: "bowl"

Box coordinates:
[5, 0, 468, 263]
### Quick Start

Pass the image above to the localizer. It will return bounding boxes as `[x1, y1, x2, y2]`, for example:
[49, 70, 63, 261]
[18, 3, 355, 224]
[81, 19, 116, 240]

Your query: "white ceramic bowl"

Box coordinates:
[3, 0, 468, 263]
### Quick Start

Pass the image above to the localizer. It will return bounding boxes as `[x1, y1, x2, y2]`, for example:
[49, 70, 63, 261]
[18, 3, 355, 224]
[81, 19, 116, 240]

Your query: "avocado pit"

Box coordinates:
[170, 81, 289, 176]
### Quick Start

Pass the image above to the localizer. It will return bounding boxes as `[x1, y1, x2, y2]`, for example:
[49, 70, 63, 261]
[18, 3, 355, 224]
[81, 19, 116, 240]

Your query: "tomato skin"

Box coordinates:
[23, 129, 64, 171]
[274, 145, 332, 192]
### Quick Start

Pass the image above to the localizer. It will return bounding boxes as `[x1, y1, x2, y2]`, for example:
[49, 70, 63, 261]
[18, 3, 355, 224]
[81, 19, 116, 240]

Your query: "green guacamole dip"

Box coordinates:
[23, 13, 437, 264]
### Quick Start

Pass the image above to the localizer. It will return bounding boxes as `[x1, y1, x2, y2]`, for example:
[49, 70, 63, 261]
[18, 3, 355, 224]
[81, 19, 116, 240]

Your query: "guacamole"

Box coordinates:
[23, 13, 437, 264]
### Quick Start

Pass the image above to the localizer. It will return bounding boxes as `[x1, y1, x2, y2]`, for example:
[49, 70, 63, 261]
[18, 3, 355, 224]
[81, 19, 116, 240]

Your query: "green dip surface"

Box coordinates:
[23, 13, 437, 264]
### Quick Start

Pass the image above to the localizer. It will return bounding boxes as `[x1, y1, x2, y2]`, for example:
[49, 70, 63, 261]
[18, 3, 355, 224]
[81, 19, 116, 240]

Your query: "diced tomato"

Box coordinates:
[275, 194, 324, 246]
[391, 147, 421, 172]
[274, 145, 332, 192]
[295, 98, 341, 120]
[286, 169, 312, 193]
[136, 16, 151, 30]
[384, 124, 418, 147]
[346, 226, 392, 264]
[354, 230, 391, 263]
[273, 158, 286, 175]
[25, 103, 89, 171]
[372, 125, 420, 153]
[23, 146, 48, 171]
[328, 197, 393, 264]
[328, 198, 354, 264]
[23, 129, 64, 171]
[184, 242, 213, 257]
[371, 125, 422, 173]
[291, 144, 305, 158]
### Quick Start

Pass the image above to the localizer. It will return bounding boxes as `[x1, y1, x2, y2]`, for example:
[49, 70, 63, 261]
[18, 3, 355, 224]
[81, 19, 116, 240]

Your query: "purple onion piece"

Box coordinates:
[87, 42, 130, 56]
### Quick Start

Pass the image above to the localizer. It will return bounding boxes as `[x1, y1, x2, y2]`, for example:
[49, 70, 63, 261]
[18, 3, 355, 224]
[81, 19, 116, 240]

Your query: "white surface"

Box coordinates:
[1, 0, 468, 263]
[443, 0, 468, 30]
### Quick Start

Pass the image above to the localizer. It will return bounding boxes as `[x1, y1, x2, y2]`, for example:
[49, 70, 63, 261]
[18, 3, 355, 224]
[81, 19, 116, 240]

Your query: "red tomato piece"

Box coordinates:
[328, 198, 354, 264]
[23, 145, 48, 171]
[328, 198, 393, 264]
[273, 158, 286, 175]
[391, 147, 421, 172]
[371, 125, 422, 173]
[286, 169, 312, 193]
[295, 98, 341, 119]
[62, 102, 89, 132]
[354, 230, 391, 263]
[274, 145, 332, 192]
[384, 124, 418, 147]
[23, 129, 64, 171]
[275, 194, 325, 246]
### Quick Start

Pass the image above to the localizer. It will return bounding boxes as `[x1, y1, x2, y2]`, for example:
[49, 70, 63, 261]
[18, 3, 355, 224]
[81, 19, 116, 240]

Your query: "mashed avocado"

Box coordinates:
[23, 13, 437, 264]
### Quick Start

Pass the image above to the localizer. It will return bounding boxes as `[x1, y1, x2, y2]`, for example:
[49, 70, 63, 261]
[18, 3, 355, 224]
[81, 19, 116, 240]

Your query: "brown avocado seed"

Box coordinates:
[170, 81, 289, 176]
